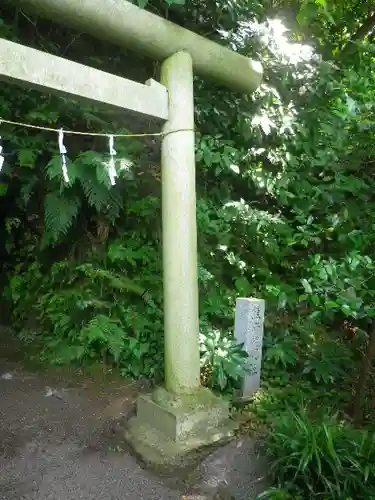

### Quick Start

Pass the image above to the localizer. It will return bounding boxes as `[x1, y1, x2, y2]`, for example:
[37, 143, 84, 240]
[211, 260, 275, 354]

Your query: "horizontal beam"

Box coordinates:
[0, 38, 169, 120]
[15, 0, 263, 94]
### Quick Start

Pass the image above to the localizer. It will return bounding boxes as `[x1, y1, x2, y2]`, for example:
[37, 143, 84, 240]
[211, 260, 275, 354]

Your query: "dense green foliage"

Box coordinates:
[1, 0, 375, 497]
[262, 409, 375, 499]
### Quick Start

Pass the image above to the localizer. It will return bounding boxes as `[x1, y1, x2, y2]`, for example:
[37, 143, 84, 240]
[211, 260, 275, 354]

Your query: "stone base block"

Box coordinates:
[125, 386, 237, 468]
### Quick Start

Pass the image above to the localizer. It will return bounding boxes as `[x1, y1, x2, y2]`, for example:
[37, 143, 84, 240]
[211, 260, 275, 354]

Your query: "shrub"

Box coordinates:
[199, 327, 251, 394]
[262, 407, 375, 499]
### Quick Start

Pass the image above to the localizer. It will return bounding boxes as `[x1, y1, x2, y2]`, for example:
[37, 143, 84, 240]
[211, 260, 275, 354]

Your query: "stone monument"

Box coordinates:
[234, 298, 265, 400]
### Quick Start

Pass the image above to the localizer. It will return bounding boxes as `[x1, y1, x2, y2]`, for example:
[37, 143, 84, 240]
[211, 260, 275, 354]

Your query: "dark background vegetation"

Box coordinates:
[1, 0, 375, 497]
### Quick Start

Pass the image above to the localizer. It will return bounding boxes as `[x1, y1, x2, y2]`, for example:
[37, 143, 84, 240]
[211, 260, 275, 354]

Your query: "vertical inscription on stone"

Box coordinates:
[234, 298, 265, 398]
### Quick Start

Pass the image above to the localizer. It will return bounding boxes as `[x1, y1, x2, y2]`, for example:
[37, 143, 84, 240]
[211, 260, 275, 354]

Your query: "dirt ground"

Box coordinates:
[0, 347, 268, 499]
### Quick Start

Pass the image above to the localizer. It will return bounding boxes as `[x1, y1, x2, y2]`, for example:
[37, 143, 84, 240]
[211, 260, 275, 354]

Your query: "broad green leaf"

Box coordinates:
[278, 292, 288, 309]
[235, 277, 252, 296]
[311, 294, 320, 306]
[301, 279, 313, 294]
[326, 300, 338, 310]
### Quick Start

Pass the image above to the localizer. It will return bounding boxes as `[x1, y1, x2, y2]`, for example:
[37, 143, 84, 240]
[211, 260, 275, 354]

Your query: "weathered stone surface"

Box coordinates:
[234, 298, 265, 400]
[136, 387, 229, 441]
[125, 387, 237, 468]
[15, 0, 263, 94]
[0, 39, 168, 120]
[161, 51, 201, 395]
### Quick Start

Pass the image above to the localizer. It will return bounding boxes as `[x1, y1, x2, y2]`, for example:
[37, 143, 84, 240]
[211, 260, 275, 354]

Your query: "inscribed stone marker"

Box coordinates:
[234, 298, 265, 399]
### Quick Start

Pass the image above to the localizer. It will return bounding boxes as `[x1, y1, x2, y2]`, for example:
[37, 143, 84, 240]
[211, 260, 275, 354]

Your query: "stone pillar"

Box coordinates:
[125, 52, 236, 467]
[234, 298, 265, 399]
[160, 51, 200, 394]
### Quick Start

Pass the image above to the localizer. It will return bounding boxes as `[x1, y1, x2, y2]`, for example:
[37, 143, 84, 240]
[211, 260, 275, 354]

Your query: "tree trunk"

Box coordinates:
[352, 322, 375, 422]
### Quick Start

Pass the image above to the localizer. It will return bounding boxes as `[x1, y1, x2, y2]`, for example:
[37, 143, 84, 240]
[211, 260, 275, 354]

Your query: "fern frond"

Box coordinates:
[81, 179, 111, 211]
[76, 264, 145, 295]
[79, 314, 125, 362]
[45, 155, 78, 184]
[20, 175, 38, 206]
[80, 174, 123, 222]
[96, 162, 113, 187]
[48, 152, 123, 222]
[74, 151, 106, 184]
[104, 189, 123, 223]
[42, 192, 81, 247]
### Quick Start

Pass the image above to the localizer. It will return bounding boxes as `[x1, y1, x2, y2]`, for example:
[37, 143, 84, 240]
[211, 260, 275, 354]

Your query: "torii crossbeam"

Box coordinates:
[4, 0, 262, 465]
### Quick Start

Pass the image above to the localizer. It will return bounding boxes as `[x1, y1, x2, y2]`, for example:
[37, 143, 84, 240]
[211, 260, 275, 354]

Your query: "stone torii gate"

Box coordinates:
[3, 0, 262, 465]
